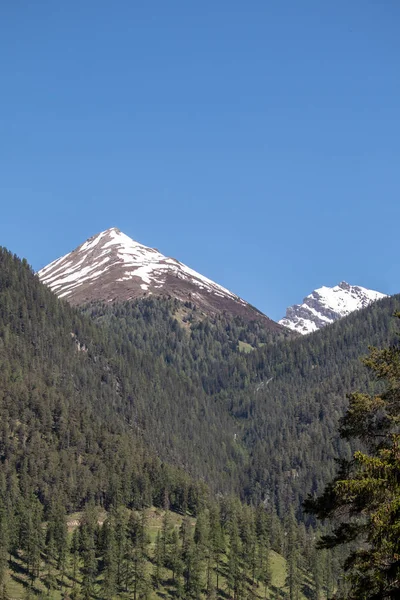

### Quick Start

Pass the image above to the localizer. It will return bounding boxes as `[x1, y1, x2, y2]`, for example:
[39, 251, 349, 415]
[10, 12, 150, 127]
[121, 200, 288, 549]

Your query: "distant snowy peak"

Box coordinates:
[279, 281, 387, 335]
[38, 227, 282, 327]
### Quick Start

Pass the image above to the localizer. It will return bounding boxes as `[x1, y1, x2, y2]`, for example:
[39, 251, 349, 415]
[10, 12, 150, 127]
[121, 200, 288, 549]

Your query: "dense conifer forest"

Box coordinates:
[1, 246, 399, 598]
[83, 291, 400, 513]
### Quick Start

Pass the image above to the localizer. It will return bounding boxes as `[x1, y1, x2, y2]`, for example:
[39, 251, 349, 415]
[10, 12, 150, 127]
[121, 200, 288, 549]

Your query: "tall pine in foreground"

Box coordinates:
[305, 313, 400, 599]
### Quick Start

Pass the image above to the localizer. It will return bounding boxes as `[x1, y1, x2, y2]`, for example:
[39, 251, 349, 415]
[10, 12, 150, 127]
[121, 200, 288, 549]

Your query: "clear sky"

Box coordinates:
[1, 2, 399, 320]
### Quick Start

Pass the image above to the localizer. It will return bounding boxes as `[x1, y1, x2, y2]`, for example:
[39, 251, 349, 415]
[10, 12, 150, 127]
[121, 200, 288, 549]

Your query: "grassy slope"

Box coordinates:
[5, 509, 310, 600]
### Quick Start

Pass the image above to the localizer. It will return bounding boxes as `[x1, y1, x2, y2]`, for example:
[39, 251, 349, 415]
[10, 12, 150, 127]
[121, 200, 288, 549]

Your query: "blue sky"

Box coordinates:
[1, 2, 399, 320]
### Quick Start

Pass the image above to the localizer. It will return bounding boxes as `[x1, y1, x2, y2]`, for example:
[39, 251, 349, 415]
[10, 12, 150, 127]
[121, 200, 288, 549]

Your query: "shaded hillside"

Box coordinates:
[82, 296, 287, 395]
[0, 248, 242, 512]
[80, 289, 400, 517]
[233, 294, 400, 514]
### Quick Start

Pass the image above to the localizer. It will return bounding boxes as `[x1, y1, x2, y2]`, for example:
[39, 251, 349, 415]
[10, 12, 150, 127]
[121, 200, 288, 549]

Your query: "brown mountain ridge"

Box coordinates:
[38, 227, 286, 332]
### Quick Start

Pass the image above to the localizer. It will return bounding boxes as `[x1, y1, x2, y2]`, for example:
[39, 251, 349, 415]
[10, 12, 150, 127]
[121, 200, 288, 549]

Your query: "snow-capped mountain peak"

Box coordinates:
[38, 228, 282, 328]
[38, 227, 239, 300]
[279, 281, 387, 335]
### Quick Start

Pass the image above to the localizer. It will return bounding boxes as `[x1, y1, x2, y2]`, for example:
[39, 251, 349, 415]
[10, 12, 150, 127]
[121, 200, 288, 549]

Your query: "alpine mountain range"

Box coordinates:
[38, 227, 388, 334]
[1, 225, 398, 600]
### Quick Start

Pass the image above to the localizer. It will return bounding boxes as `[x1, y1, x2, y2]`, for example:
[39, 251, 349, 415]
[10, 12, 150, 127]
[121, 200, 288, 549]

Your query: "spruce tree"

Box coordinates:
[81, 535, 97, 600]
[152, 531, 163, 589]
[101, 517, 117, 600]
[113, 507, 128, 589]
[171, 539, 185, 600]
[46, 499, 68, 590]
[168, 528, 183, 586]
[0, 506, 9, 600]
[255, 505, 272, 590]
[257, 536, 272, 599]
[285, 508, 301, 600]
[80, 503, 98, 600]
[20, 496, 44, 583]
[126, 511, 150, 600]
[240, 506, 257, 588]
[182, 534, 202, 600]
[227, 509, 243, 600]
[208, 504, 225, 596]
[161, 510, 173, 567]
[305, 313, 400, 599]
[310, 546, 323, 600]
[70, 528, 80, 597]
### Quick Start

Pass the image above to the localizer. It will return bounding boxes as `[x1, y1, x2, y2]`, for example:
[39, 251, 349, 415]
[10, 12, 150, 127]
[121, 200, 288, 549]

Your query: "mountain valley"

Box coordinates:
[0, 234, 397, 600]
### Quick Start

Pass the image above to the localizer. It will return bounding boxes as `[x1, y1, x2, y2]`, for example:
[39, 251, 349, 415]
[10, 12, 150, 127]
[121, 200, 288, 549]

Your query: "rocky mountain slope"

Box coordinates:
[279, 281, 387, 334]
[38, 227, 284, 329]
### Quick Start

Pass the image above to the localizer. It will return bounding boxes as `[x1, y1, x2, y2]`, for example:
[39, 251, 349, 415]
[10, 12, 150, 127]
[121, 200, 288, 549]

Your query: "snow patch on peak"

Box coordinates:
[38, 227, 248, 309]
[279, 282, 387, 335]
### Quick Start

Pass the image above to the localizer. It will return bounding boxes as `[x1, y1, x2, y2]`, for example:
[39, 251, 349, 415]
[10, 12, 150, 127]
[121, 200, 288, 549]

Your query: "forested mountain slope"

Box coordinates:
[233, 294, 400, 513]
[0, 248, 244, 513]
[81, 289, 400, 517]
[1, 244, 398, 600]
[82, 297, 285, 396]
[4, 248, 335, 600]
[2, 245, 399, 522]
